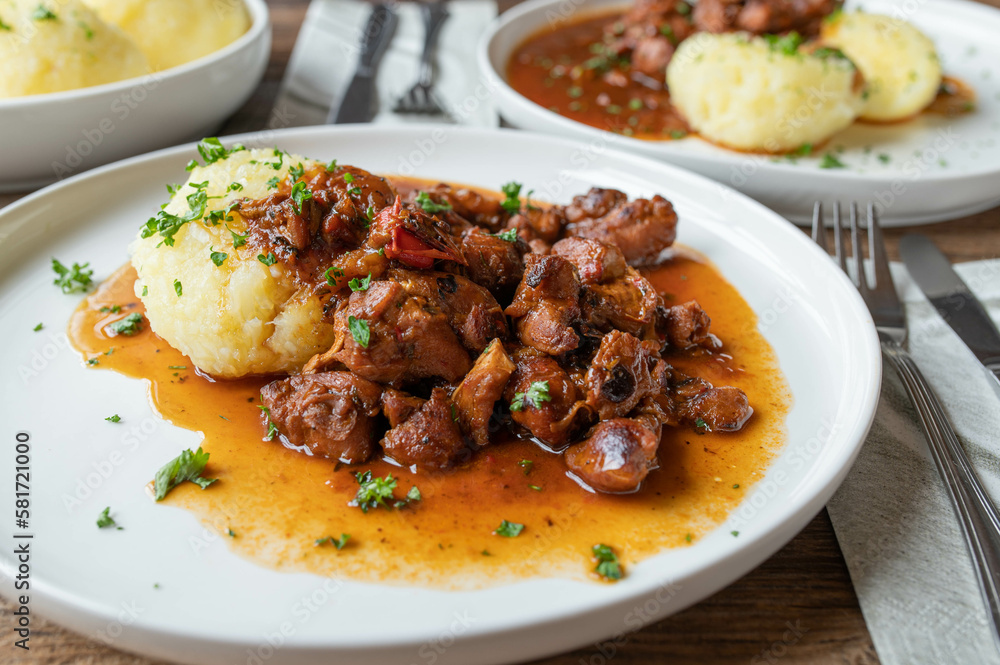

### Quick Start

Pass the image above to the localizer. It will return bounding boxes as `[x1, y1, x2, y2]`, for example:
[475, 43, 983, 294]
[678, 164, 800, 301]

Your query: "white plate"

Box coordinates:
[0, 0, 270, 193]
[479, 0, 1000, 225]
[0, 126, 880, 665]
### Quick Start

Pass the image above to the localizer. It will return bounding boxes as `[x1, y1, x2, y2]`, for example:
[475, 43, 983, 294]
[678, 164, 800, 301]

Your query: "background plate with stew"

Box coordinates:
[0, 126, 879, 664]
[480, 0, 1000, 225]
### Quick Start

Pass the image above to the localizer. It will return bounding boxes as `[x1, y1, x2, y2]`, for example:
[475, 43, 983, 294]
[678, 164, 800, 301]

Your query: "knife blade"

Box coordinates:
[900, 233, 1000, 394]
[328, 3, 398, 124]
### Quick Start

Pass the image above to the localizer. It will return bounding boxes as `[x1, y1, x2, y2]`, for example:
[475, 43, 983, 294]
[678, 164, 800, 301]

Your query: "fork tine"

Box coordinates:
[811, 202, 829, 252]
[869, 203, 893, 291]
[851, 202, 871, 298]
[832, 202, 849, 278]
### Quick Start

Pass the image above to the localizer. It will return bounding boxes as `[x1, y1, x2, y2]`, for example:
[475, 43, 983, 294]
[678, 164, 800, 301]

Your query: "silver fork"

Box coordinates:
[814, 202, 1000, 653]
[394, 1, 450, 116]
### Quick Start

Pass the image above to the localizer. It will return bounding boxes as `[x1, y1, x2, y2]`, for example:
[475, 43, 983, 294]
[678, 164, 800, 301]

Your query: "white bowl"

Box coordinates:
[0, 0, 270, 193]
[479, 0, 1000, 225]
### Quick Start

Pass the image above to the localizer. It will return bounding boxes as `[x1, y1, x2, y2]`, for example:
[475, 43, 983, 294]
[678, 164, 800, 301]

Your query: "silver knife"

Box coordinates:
[328, 3, 398, 124]
[900, 234, 1000, 396]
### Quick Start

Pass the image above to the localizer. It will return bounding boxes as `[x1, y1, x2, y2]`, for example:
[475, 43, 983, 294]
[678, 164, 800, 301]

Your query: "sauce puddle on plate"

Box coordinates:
[69, 250, 790, 589]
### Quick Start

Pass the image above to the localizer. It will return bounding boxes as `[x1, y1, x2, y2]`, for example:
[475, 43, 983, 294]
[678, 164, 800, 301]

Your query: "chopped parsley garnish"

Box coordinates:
[228, 182, 244, 192]
[168, 365, 187, 370]
[258, 403, 278, 440]
[415, 191, 453, 214]
[325, 159, 338, 172]
[509, 381, 551, 412]
[227, 226, 248, 248]
[529, 484, 542, 491]
[348, 316, 370, 348]
[78, 20, 93, 39]
[33, 323, 43, 332]
[108, 312, 144, 336]
[878, 153, 891, 164]
[500, 182, 524, 214]
[794, 143, 814, 156]
[349, 273, 372, 292]
[351, 471, 398, 512]
[185, 138, 245, 171]
[31, 5, 57, 21]
[628, 98, 644, 111]
[52, 259, 93, 293]
[733, 483, 740, 489]
[695, 417, 708, 431]
[205, 202, 238, 226]
[493, 228, 519, 242]
[407, 486, 422, 502]
[763, 31, 803, 56]
[289, 162, 305, 181]
[227, 528, 236, 537]
[258, 252, 277, 266]
[290, 181, 313, 213]
[592, 544, 623, 580]
[820, 153, 847, 169]
[153, 447, 216, 501]
[343, 173, 355, 184]
[99, 305, 122, 314]
[141, 286, 148, 296]
[140, 185, 213, 246]
[495, 520, 524, 538]
[268, 149, 285, 171]
[731, 530, 740, 537]
[324, 266, 345, 286]
[86, 358, 99, 366]
[685, 533, 693, 542]
[210, 250, 228, 266]
[315, 534, 351, 550]
[518, 459, 533, 475]
[811, 46, 849, 61]
[0, 19, 11, 31]
[96, 507, 120, 529]
[105, 414, 121, 423]
[173, 279, 183, 297]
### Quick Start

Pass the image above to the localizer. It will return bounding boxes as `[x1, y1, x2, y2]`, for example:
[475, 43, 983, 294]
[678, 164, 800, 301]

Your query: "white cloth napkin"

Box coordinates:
[270, 0, 498, 128]
[827, 259, 1000, 665]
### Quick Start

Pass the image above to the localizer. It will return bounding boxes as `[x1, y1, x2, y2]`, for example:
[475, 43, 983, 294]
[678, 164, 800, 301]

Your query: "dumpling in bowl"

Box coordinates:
[820, 11, 942, 122]
[82, 0, 251, 71]
[0, 0, 149, 98]
[666, 32, 866, 153]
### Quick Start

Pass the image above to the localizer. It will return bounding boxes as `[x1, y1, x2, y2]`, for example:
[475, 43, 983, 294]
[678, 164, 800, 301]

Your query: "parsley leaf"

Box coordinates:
[153, 447, 216, 501]
[518, 459, 533, 475]
[407, 486, 422, 502]
[258, 403, 278, 440]
[493, 229, 519, 242]
[695, 417, 708, 431]
[52, 259, 93, 293]
[186, 138, 245, 170]
[266, 176, 280, 190]
[228, 182, 244, 192]
[210, 250, 228, 266]
[351, 471, 398, 512]
[316, 534, 351, 550]
[324, 266, 344, 286]
[105, 414, 121, 423]
[289, 162, 305, 181]
[258, 252, 277, 266]
[509, 381, 551, 412]
[762, 32, 803, 56]
[108, 312, 143, 336]
[227, 226, 248, 248]
[495, 520, 524, 538]
[33, 322, 43, 332]
[173, 279, 183, 297]
[31, 5, 57, 21]
[415, 191, 453, 214]
[348, 316, 370, 348]
[96, 507, 120, 529]
[592, 544, 623, 580]
[290, 181, 312, 214]
[325, 159, 338, 172]
[348, 273, 372, 292]
[500, 182, 523, 214]
[227, 528, 236, 537]
[820, 153, 846, 169]
[99, 305, 122, 314]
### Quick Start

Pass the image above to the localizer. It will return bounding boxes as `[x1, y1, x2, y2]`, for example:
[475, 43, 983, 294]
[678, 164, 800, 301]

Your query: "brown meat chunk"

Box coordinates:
[381, 388, 468, 469]
[460, 227, 529, 299]
[693, 0, 838, 37]
[367, 197, 466, 270]
[329, 279, 472, 385]
[413, 183, 510, 232]
[580, 269, 659, 338]
[632, 36, 676, 78]
[552, 237, 627, 285]
[509, 206, 569, 246]
[680, 386, 753, 432]
[563, 190, 678, 266]
[564, 417, 661, 493]
[585, 331, 659, 419]
[505, 254, 581, 355]
[505, 352, 588, 448]
[663, 300, 712, 349]
[451, 340, 516, 447]
[388, 269, 507, 353]
[381, 389, 425, 429]
[260, 372, 382, 463]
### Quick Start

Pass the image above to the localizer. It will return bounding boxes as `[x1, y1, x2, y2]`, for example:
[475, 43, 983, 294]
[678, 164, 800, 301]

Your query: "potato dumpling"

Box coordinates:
[667, 32, 866, 153]
[131, 147, 337, 379]
[83, 0, 250, 71]
[0, 0, 149, 98]
[821, 11, 942, 122]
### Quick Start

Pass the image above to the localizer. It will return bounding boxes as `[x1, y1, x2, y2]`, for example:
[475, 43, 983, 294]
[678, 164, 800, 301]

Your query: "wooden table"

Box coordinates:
[1, 1, 997, 662]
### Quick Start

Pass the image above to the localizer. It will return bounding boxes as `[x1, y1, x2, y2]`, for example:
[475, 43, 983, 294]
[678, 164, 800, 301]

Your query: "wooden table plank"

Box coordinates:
[2, 0, 997, 662]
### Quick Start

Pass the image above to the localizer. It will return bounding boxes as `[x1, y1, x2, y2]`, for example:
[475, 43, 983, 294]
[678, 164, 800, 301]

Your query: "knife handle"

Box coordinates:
[357, 3, 398, 74]
[883, 340, 1000, 654]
